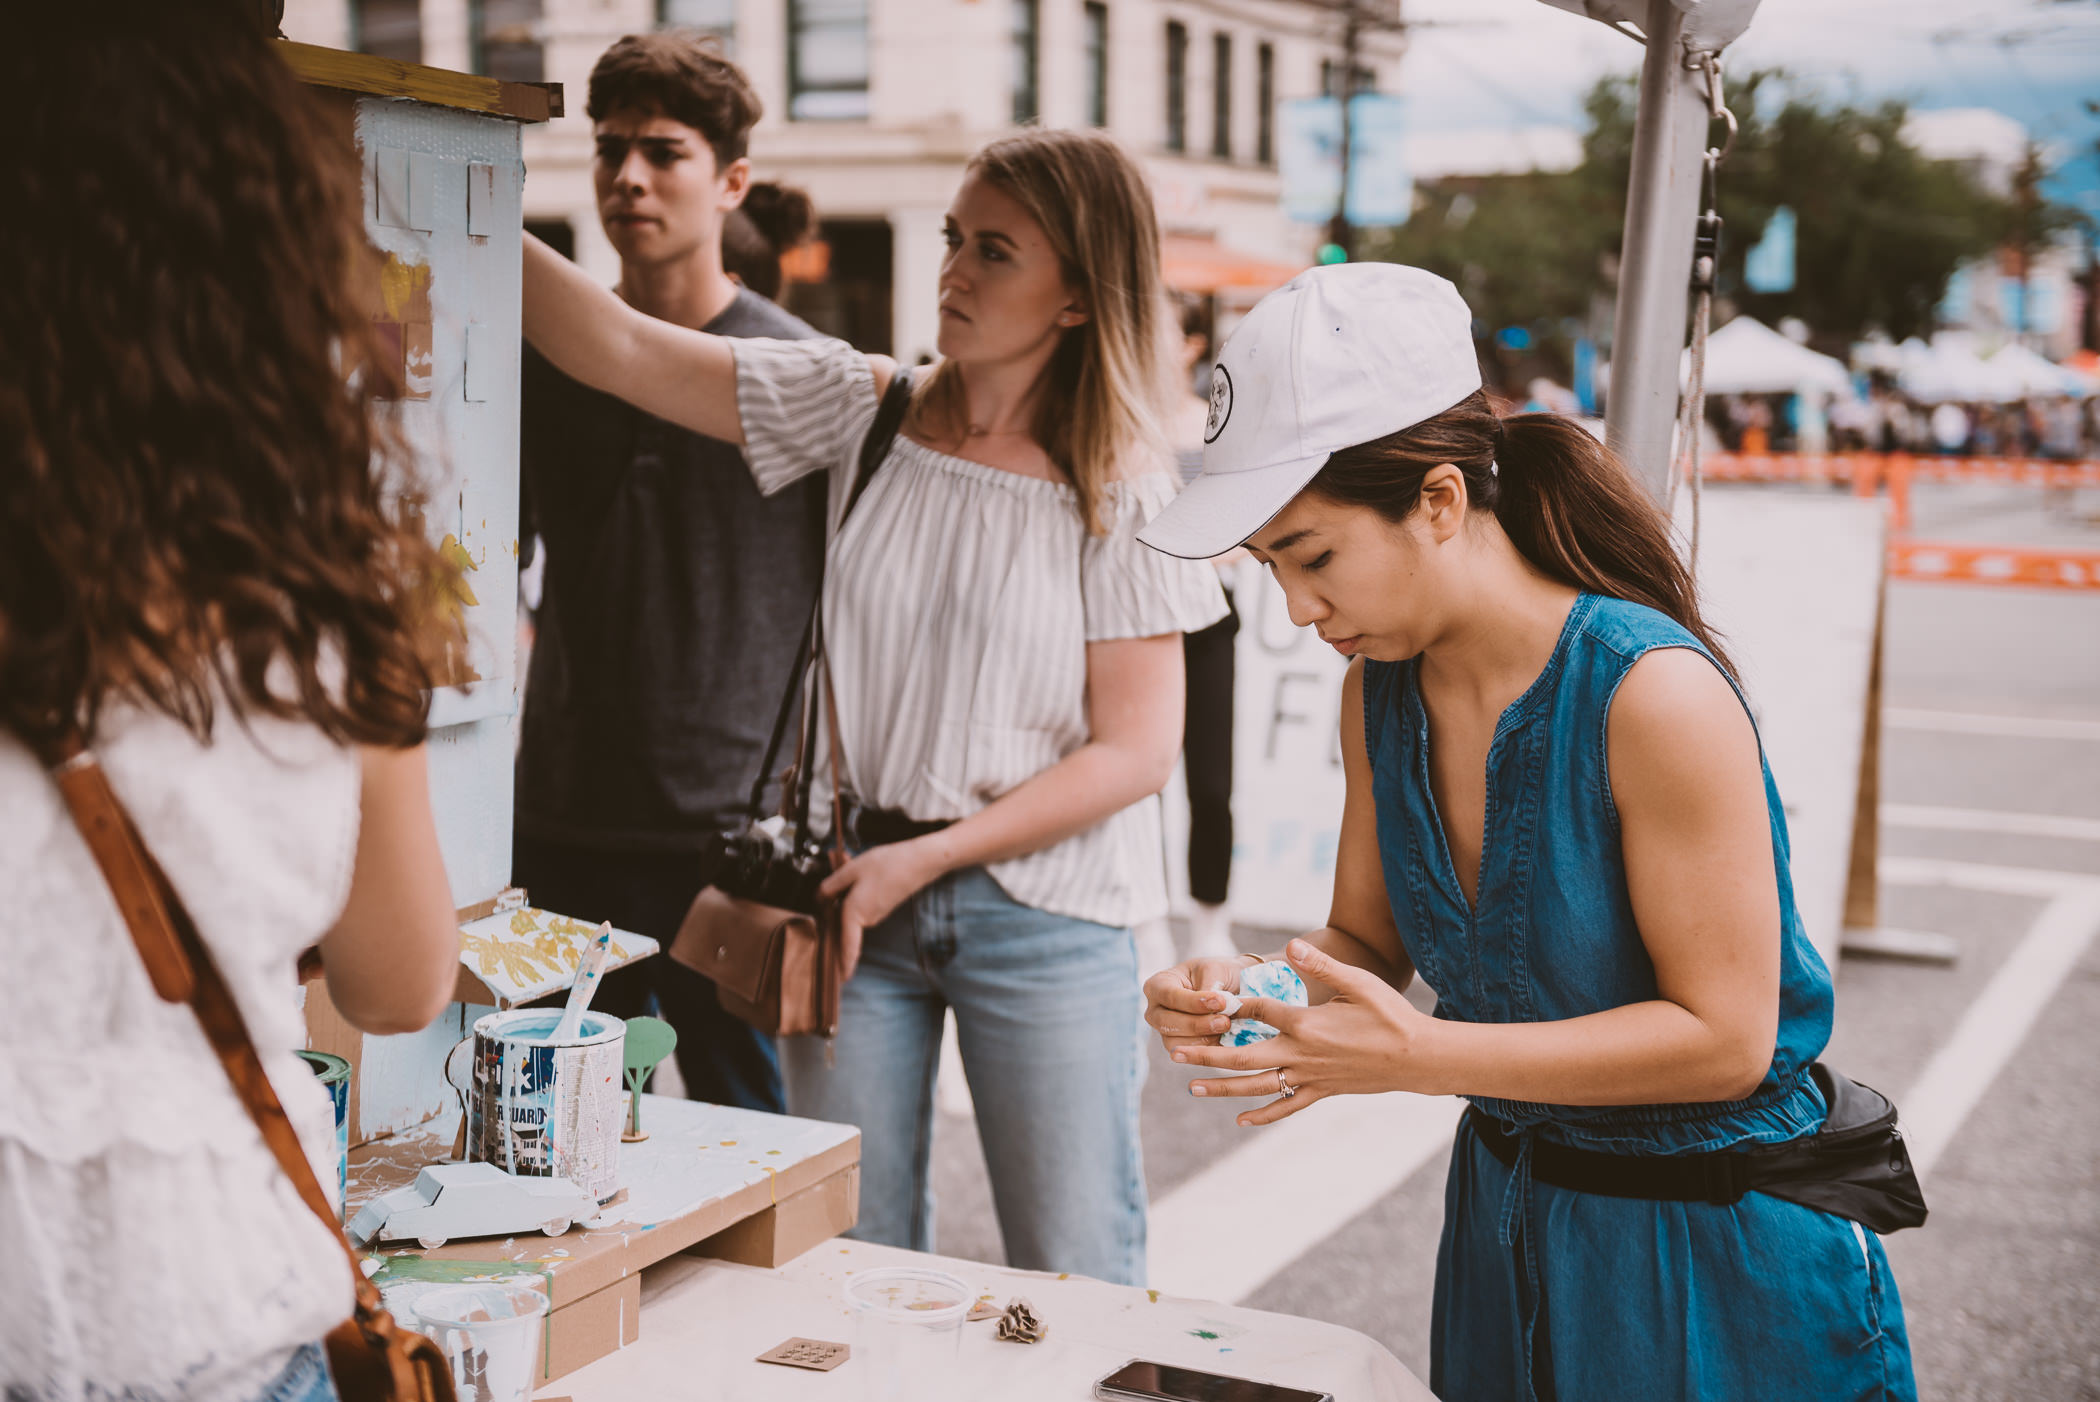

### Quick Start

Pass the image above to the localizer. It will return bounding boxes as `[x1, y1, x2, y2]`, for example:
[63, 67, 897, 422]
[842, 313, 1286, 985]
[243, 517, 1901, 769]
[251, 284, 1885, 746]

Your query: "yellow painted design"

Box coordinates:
[377, 254, 432, 322]
[455, 907, 641, 1001]
[436, 534, 480, 618]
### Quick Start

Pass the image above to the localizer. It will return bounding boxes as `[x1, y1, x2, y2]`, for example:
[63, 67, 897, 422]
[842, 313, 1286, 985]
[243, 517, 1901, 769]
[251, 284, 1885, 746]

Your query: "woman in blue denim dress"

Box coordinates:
[1139, 264, 1916, 1400]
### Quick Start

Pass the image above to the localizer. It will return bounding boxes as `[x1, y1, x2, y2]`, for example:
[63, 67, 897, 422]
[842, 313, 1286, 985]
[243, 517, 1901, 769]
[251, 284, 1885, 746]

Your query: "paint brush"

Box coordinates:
[550, 922, 614, 1044]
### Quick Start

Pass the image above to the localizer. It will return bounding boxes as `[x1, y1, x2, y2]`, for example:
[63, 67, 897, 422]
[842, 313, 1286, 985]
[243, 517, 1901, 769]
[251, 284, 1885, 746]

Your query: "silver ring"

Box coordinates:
[1277, 1070, 1297, 1099]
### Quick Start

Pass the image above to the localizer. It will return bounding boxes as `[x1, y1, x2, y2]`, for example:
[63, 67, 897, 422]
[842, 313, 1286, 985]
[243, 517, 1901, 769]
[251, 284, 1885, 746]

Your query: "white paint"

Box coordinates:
[1885, 708, 2100, 743]
[1881, 803, 2100, 844]
[1896, 880, 2100, 1182]
[1879, 854, 2099, 901]
[1147, 1091, 1465, 1303]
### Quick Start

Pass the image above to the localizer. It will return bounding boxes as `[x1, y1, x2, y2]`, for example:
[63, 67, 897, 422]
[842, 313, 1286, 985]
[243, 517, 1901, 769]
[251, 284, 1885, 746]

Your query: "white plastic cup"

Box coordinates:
[845, 1266, 972, 1402]
[412, 1282, 549, 1402]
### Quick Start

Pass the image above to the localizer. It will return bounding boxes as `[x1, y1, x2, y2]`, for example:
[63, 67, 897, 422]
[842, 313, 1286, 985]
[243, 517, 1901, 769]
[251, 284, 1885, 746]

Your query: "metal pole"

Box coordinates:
[1327, 2, 1362, 260]
[1605, 0, 1710, 502]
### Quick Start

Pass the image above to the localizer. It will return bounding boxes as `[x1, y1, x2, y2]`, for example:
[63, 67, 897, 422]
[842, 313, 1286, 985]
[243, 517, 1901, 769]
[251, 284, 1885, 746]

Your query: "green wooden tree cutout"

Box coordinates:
[622, 1016, 678, 1141]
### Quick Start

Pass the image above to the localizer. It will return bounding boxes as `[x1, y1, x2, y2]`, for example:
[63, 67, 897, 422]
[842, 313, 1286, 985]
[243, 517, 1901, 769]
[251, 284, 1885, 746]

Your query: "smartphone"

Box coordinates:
[1093, 1359, 1335, 1402]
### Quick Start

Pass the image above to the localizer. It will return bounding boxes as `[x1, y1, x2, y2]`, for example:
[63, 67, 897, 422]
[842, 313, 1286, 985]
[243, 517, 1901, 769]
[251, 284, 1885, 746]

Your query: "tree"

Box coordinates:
[1367, 72, 2064, 369]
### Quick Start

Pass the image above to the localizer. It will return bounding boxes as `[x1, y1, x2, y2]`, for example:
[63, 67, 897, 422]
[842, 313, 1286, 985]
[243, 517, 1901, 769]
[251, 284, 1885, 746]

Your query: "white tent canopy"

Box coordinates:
[1687, 315, 1853, 396]
[1901, 334, 2028, 403]
[1987, 343, 2095, 399]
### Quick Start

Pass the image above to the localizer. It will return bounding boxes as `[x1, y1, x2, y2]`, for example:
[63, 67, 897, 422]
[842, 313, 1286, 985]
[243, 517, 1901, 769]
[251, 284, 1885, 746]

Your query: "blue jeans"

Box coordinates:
[782, 866, 1147, 1285]
[253, 1343, 336, 1402]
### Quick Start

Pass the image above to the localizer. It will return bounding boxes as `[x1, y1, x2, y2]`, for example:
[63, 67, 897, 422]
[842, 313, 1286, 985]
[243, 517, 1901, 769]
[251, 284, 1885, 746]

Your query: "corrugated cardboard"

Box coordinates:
[541, 1273, 640, 1384]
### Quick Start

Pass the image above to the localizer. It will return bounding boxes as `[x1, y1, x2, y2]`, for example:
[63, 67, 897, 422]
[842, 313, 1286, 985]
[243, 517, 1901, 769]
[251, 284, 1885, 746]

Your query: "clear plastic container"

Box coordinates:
[845, 1266, 972, 1401]
[412, 1282, 549, 1402]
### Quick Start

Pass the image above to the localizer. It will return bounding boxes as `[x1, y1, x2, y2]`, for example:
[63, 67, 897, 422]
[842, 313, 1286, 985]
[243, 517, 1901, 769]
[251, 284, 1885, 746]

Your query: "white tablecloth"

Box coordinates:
[547, 1238, 1433, 1401]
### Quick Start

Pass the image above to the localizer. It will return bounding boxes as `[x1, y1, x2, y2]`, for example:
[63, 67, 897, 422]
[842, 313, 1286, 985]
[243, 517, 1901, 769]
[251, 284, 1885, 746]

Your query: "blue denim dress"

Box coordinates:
[1362, 594, 1916, 1402]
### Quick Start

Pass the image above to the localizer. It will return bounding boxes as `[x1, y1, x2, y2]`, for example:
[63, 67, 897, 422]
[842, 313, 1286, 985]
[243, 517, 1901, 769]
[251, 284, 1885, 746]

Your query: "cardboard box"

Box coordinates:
[542, 1273, 640, 1383]
[693, 1162, 861, 1269]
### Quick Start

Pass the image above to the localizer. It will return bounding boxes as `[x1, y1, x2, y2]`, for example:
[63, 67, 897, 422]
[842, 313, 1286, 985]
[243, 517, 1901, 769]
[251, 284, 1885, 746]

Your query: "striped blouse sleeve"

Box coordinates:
[731, 336, 880, 496]
[1081, 473, 1232, 642]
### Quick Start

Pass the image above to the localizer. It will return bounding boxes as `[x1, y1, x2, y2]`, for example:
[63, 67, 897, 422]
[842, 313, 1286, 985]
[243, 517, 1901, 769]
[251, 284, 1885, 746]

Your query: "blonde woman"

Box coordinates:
[522, 129, 1225, 1284]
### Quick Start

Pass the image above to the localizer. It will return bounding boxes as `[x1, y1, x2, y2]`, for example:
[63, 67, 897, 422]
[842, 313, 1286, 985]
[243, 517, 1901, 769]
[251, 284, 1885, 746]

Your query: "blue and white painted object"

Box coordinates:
[1222, 960, 1309, 1047]
[464, 1008, 626, 1202]
[296, 1049, 352, 1214]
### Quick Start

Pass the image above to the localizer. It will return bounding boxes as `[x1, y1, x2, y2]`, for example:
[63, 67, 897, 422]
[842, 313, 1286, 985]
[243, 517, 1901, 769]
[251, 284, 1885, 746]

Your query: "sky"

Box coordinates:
[1396, 0, 2100, 216]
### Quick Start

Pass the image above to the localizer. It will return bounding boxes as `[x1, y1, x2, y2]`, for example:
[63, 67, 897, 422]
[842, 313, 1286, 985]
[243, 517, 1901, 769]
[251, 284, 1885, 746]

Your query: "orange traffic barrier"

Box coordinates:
[1700, 452, 2099, 488]
[1888, 541, 2100, 590]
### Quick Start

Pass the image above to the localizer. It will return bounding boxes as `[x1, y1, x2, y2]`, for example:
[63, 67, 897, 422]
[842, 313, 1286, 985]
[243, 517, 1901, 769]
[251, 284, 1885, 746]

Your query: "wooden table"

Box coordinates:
[545, 1238, 1435, 1401]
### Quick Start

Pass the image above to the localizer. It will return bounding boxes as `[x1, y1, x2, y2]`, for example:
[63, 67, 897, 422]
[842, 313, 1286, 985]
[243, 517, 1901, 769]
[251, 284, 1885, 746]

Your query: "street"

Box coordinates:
[928, 479, 2100, 1399]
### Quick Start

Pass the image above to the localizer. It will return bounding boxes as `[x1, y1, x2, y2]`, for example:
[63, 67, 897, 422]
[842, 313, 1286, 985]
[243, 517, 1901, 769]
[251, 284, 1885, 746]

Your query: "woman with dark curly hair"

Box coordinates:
[0, 6, 463, 1400]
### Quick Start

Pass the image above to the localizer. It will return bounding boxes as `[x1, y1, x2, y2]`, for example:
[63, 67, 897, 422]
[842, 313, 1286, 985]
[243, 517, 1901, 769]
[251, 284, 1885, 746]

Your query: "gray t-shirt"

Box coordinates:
[516, 290, 826, 851]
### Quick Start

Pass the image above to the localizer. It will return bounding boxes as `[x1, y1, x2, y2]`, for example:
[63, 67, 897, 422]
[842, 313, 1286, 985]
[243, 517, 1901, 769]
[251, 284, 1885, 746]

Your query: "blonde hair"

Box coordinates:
[909, 128, 1174, 534]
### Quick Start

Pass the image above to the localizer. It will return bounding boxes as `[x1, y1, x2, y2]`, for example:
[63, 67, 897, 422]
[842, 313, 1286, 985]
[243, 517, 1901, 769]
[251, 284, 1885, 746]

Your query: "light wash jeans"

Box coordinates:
[783, 866, 1147, 1285]
[252, 1342, 336, 1402]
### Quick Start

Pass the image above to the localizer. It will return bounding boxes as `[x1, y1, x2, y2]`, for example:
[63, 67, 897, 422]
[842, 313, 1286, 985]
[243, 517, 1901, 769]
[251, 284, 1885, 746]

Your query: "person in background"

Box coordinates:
[513, 34, 827, 1113]
[1163, 292, 1242, 965]
[521, 127, 1227, 1286]
[1930, 399, 1971, 455]
[1, 8, 462, 1399]
[721, 181, 816, 303]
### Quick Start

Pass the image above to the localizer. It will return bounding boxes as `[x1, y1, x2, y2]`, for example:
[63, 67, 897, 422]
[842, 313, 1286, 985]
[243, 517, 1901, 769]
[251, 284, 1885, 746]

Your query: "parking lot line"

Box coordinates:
[1884, 708, 2100, 743]
[1147, 1091, 1464, 1303]
[1881, 803, 2100, 843]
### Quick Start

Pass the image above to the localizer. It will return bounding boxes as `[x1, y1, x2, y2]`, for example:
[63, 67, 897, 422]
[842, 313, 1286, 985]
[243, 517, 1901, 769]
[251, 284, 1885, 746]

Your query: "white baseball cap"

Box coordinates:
[1138, 263, 1483, 560]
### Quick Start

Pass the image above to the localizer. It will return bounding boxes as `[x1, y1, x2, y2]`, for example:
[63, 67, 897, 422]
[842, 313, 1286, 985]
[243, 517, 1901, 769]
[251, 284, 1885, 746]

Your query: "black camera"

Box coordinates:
[704, 819, 831, 915]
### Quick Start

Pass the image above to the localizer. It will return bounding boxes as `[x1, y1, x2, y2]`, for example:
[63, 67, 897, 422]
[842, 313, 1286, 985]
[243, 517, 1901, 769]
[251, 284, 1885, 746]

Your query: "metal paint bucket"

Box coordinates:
[295, 1049, 352, 1213]
[462, 1010, 625, 1202]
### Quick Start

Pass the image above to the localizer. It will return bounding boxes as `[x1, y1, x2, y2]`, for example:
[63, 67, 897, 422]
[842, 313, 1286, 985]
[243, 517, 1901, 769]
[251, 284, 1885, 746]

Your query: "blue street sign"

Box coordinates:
[1279, 94, 1413, 228]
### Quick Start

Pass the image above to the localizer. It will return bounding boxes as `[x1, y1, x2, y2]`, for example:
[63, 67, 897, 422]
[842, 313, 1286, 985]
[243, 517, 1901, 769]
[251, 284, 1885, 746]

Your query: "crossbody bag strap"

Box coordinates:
[768, 364, 916, 830]
[37, 734, 391, 1321]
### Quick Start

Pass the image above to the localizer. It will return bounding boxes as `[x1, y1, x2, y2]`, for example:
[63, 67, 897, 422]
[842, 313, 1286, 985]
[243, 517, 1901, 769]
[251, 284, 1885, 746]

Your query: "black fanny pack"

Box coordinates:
[1468, 1063, 1928, 1234]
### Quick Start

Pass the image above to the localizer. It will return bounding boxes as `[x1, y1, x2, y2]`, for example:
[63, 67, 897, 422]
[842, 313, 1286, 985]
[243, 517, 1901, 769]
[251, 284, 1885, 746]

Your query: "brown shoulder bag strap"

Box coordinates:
[39, 731, 454, 1402]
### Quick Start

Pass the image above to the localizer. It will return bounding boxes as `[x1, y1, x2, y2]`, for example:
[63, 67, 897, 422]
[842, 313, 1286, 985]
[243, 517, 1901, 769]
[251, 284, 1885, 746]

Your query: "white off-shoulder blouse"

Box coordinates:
[734, 336, 1228, 928]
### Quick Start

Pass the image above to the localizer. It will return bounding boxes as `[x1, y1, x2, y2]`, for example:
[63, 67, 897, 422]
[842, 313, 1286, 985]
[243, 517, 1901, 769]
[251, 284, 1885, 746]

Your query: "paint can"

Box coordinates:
[295, 1049, 352, 1213]
[462, 1009, 625, 1202]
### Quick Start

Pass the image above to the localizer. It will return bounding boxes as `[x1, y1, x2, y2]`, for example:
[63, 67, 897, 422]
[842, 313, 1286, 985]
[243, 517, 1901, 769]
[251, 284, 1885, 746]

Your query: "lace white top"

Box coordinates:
[734, 336, 1230, 928]
[0, 704, 359, 1402]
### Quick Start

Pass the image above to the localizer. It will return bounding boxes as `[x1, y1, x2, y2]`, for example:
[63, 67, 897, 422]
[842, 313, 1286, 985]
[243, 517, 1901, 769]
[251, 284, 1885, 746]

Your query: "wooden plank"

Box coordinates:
[279, 41, 560, 123]
[350, 1096, 860, 1310]
[1842, 584, 1885, 933]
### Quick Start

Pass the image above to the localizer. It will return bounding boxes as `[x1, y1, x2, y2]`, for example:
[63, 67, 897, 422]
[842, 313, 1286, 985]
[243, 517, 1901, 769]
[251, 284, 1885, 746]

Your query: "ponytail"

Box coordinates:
[1309, 389, 1736, 677]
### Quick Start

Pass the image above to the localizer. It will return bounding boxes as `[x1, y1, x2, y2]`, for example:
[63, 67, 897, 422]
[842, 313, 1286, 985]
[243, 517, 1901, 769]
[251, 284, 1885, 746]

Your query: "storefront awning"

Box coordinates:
[1161, 235, 1307, 296]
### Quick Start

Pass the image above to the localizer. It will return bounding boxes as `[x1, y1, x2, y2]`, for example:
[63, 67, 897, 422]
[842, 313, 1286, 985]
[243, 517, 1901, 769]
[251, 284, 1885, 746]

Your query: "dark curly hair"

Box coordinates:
[0, 2, 448, 751]
[722, 182, 816, 300]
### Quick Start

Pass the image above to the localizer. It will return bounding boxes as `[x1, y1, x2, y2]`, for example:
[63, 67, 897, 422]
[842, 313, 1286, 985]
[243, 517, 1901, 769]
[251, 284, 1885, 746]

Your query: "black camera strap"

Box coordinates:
[743, 366, 916, 832]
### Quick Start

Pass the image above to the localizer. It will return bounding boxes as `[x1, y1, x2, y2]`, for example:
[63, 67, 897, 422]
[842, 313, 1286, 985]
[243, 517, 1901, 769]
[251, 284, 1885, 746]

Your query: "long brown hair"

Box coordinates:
[909, 128, 1174, 534]
[0, 3, 446, 750]
[1310, 391, 1736, 676]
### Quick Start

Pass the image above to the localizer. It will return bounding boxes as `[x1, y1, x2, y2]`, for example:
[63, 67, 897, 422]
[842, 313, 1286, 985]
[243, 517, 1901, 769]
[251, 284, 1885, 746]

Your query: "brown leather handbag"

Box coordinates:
[39, 732, 457, 1402]
[669, 370, 913, 1041]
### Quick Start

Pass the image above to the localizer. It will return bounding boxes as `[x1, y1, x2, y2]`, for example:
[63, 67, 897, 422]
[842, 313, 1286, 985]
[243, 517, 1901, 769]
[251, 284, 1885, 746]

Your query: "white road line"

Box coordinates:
[1900, 884, 2100, 1183]
[1147, 1091, 1465, 1303]
[1879, 854, 2100, 901]
[1885, 708, 2100, 743]
[1882, 803, 2100, 844]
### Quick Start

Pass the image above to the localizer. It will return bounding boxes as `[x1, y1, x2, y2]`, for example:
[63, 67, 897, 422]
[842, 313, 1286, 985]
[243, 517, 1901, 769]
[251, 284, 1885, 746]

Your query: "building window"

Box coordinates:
[1321, 59, 1376, 98]
[659, 0, 736, 54]
[1011, 0, 1040, 125]
[789, 0, 870, 121]
[1256, 42, 1275, 165]
[1164, 20, 1188, 154]
[470, 0, 543, 82]
[1083, 3, 1109, 128]
[351, 0, 421, 62]
[1211, 32, 1232, 159]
